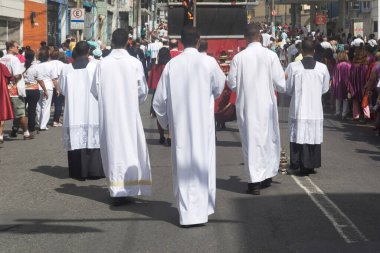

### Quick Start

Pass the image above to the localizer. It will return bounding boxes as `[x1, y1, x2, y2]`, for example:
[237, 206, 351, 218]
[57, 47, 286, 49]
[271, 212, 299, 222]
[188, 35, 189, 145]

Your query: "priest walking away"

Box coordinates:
[153, 26, 225, 227]
[91, 29, 152, 206]
[285, 39, 330, 175]
[227, 23, 286, 195]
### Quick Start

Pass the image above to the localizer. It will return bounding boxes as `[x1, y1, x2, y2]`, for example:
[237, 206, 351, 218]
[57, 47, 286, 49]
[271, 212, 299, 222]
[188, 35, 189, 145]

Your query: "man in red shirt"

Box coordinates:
[169, 39, 181, 58]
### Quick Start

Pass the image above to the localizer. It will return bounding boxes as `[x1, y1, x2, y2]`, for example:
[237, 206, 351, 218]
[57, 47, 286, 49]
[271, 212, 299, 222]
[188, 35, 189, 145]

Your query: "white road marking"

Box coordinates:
[291, 175, 369, 243]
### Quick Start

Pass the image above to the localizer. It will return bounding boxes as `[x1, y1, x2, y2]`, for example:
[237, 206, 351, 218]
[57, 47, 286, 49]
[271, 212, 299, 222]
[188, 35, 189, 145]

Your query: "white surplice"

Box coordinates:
[59, 61, 100, 151]
[153, 48, 225, 226]
[91, 49, 152, 197]
[285, 60, 330, 145]
[227, 42, 286, 183]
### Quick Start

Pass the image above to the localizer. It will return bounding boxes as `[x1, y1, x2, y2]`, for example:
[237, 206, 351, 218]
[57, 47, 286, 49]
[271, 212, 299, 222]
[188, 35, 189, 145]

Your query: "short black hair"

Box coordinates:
[245, 23, 261, 42]
[73, 41, 90, 58]
[302, 39, 315, 55]
[112, 28, 129, 49]
[198, 39, 208, 53]
[6, 41, 18, 51]
[181, 26, 200, 48]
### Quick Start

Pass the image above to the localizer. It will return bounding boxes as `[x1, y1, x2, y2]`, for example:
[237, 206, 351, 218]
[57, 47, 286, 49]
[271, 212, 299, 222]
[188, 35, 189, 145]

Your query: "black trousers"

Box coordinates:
[25, 90, 40, 132]
[290, 142, 321, 169]
[68, 149, 105, 179]
[53, 89, 64, 123]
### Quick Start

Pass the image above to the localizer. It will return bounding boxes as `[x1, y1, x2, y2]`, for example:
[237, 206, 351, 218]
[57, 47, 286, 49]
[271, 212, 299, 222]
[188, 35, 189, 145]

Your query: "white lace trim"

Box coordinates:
[288, 118, 323, 144]
[63, 124, 100, 151]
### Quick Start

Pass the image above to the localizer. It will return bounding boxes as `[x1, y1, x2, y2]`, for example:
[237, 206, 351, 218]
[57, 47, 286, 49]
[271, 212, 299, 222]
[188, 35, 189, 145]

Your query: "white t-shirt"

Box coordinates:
[50, 59, 66, 78]
[0, 54, 24, 77]
[24, 61, 39, 84]
[262, 33, 271, 47]
[36, 61, 58, 90]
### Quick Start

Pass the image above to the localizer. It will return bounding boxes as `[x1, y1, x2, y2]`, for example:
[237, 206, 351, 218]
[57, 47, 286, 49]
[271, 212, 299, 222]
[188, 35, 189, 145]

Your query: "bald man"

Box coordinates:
[169, 39, 181, 58]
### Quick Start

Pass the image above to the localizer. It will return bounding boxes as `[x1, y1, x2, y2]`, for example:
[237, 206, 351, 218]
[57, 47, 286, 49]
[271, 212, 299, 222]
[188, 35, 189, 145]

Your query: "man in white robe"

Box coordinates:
[285, 39, 330, 175]
[153, 27, 225, 227]
[91, 29, 152, 206]
[59, 41, 104, 181]
[227, 23, 286, 195]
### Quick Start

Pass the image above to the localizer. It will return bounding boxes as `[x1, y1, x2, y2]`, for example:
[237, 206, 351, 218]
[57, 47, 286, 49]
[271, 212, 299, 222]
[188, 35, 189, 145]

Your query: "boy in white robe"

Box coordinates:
[59, 41, 104, 181]
[285, 39, 330, 175]
[91, 29, 152, 206]
[227, 23, 286, 195]
[153, 27, 225, 227]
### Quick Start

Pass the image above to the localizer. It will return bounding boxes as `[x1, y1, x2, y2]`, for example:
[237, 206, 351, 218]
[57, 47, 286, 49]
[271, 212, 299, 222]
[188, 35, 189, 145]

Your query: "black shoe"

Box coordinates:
[246, 183, 260, 195]
[159, 136, 166, 145]
[72, 177, 86, 181]
[299, 167, 309, 176]
[10, 129, 17, 138]
[181, 223, 206, 228]
[111, 197, 129, 207]
[308, 168, 316, 174]
[261, 178, 272, 189]
[166, 138, 171, 147]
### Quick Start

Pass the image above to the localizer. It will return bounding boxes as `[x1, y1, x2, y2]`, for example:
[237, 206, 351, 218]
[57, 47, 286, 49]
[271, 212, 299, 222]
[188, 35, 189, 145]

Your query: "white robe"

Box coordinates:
[285, 60, 330, 145]
[59, 61, 100, 151]
[153, 48, 225, 225]
[227, 42, 286, 183]
[91, 49, 152, 197]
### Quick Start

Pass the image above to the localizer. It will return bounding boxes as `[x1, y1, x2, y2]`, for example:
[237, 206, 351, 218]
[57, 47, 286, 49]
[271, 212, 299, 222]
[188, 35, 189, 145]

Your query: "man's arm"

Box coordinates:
[153, 66, 169, 130]
[137, 62, 148, 104]
[227, 56, 238, 91]
[211, 59, 226, 99]
[272, 53, 286, 93]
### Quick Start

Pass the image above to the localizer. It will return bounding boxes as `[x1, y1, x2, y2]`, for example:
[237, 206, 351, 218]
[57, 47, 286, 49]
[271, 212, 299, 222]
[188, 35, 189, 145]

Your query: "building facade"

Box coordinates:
[0, 0, 24, 49]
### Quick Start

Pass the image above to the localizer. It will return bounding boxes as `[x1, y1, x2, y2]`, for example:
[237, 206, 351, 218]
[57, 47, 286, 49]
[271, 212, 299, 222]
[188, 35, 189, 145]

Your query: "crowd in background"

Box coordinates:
[259, 23, 380, 135]
[2, 22, 380, 144]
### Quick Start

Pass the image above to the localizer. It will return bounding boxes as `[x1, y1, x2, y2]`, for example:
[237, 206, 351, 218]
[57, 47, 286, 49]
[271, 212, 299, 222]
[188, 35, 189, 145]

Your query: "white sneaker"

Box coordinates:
[53, 122, 63, 127]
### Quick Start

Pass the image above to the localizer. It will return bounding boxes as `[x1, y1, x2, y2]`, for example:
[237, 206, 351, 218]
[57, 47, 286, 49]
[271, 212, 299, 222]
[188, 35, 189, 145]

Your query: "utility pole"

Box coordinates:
[77, 0, 81, 41]
[193, 0, 197, 28]
[271, 0, 275, 35]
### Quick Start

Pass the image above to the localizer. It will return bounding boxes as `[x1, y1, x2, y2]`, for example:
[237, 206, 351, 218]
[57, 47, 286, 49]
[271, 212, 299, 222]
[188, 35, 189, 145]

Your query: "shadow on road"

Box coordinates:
[54, 184, 179, 226]
[31, 166, 69, 179]
[0, 224, 102, 234]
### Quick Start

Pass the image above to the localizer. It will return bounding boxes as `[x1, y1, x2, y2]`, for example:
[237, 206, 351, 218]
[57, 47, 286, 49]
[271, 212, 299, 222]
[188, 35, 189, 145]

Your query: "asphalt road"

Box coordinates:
[1, 95, 380, 253]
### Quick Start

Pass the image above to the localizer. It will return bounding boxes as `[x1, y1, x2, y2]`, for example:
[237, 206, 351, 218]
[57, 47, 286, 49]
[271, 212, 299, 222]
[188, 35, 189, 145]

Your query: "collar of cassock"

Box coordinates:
[110, 49, 130, 59]
[183, 47, 198, 53]
[248, 42, 262, 48]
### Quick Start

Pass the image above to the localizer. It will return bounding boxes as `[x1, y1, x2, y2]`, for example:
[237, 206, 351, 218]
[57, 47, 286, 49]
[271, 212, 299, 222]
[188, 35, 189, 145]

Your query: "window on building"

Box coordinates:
[0, 19, 21, 46]
[374, 21, 378, 33]
[8, 21, 20, 43]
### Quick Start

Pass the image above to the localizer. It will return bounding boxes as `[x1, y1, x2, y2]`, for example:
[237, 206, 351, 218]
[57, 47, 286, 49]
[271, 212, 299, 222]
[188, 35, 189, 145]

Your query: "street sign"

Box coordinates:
[71, 8, 85, 30]
[315, 13, 327, 25]
[354, 22, 364, 37]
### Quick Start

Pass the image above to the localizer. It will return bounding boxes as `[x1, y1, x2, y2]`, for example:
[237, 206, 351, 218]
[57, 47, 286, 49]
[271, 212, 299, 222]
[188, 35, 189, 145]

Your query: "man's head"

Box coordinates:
[112, 28, 129, 49]
[6, 41, 19, 55]
[40, 41, 47, 47]
[181, 26, 200, 48]
[61, 42, 69, 51]
[169, 39, 178, 50]
[38, 46, 50, 62]
[301, 39, 315, 56]
[73, 41, 90, 59]
[245, 23, 261, 43]
[198, 39, 208, 53]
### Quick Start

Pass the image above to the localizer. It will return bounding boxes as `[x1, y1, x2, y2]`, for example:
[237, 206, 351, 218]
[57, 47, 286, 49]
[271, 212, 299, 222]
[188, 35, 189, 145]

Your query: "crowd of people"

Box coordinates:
[1, 22, 380, 228]
[259, 25, 380, 134]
